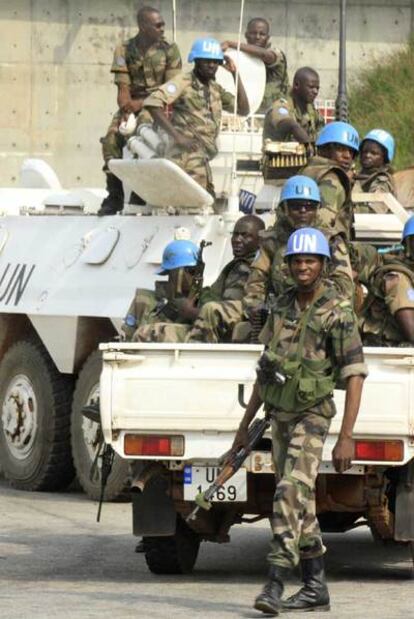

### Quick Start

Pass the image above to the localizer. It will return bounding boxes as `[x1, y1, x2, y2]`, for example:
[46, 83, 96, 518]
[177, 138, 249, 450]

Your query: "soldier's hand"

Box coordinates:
[174, 134, 199, 151]
[175, 297, 199, 321]
[221, 40, 233, 51]
[129, 99, 145, 114]
[231, 425, 249, 454]
[332, 436, 354, 473]
[223, 55, 237, 75]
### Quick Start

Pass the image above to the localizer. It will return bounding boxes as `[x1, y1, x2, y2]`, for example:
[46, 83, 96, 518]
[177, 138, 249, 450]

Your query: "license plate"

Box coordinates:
[183, 465, 247, 502]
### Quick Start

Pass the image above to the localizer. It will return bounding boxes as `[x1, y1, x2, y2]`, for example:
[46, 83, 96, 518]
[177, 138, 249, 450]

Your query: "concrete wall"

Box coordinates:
[0, 0, 413, 188]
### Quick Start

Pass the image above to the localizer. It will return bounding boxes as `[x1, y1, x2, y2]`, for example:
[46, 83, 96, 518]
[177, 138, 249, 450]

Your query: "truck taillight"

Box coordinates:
[124, 434, 184, 457]
[354, 439, 404, 462]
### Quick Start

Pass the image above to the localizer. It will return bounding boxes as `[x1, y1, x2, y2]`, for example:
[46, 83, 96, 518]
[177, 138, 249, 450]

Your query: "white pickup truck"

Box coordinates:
[100, 341, 414, 574]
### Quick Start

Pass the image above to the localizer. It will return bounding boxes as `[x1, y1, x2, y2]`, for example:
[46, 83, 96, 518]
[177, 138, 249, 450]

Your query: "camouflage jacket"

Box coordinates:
[243, 219, 354, 317]
[260, 281, 367, 417]
[258, 45, 289, 114]
[200, 251, 257, 305]
[349, 242, 382, 289]
[122, 281, 188, 341]
[360, 253, 414, 346]
[111, 36, 182, 98]
[144, 70, 235, 158]
[263, 94, 324, 143]
[301, 156, 353, 240]
[353, 165, 396, 214]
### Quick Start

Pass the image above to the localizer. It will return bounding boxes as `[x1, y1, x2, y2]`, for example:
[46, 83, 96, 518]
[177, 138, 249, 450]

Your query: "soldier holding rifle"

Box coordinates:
[231, 227, 367, 615]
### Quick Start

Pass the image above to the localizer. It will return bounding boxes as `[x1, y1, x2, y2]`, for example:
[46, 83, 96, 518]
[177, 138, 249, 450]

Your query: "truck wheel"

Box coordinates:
[71, 350, 130, 501]
[0, 340, 75, 490]
[143, 516, 201, 574]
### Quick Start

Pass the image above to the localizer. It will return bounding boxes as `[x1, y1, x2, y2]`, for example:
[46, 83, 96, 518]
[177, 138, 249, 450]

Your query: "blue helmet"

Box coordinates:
[402, 216, 414, 242]
[157, 240, 199, 275]
[285, 227, 331, 260]
[280, 175, 321, 204]
[361, 129, 395, 163]
[316, 121, 360, 154]
[188, 37, 224, 63]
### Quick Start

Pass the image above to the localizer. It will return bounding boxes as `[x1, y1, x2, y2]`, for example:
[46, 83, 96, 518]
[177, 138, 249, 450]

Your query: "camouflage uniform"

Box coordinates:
[263, 94, 324, 143]
[122, 282, 190, 343]
[349, 241, 382, 313]
[301, 156, 353, 240]
[360, 252, 414, 346]
[101, 36, 182, 165]
[186, 251, 257, 343]
[258, 45, 289, 114]
[143, 70, 235, 193]
[258, 282, 367, 568]
[243, 219, 354, 320]
[353, 165, 396, 214]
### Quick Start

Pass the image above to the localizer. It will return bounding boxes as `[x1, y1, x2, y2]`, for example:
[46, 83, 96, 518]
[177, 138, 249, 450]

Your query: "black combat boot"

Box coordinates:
[282, 556, 330, 612]
[97, 173, 124, 216]
[254, 565, 289, 615]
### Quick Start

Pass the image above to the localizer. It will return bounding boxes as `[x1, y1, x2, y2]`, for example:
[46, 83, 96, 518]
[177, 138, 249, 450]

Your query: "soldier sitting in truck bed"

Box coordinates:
[122, 239, 200, 343]
[221, 17, 289, 114]
[353, 129, 396, 214]
[360, 215, 414, 346]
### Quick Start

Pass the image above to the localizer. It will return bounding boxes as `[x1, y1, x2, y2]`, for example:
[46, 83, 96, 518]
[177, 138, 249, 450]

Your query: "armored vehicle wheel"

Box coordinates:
[143, 517, 201, 574]
[71, 350, 130, 501]
[0, 340, 75, 490]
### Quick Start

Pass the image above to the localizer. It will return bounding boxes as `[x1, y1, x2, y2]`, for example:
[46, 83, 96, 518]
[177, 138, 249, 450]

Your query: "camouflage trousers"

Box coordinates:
[186, 301, 244, 343]
[167, 145, 215, 197]
[101, 107, 153, 167]
[132, 321, 190, 343]
[268, 408, 331, 569]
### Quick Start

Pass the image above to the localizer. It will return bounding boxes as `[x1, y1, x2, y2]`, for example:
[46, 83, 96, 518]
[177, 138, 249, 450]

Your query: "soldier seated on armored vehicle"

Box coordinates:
[302, 121, 360, 242]
[221, 17, 288, 114]
[122, 239, 200, 343]
[184, 215, 265, 343]
[237, 176, 354, 343]
[143, 36, 249, 198]
[359, 216, 414, 346]
[353, 129, 396, 214]
[98, 6, 182, 216]
[263, 67, 324, 147]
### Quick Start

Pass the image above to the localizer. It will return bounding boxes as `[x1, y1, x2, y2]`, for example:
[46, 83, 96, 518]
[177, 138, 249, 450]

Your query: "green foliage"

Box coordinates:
[349, 40, 414, 170]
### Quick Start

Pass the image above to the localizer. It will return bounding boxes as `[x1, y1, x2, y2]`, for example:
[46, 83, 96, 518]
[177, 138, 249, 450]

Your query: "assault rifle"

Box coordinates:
[186, 416, 270, 522]
[190, 239, 212, 302]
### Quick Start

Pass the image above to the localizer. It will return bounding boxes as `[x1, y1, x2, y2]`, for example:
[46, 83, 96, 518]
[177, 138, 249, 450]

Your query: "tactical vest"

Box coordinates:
[259, 297, 338, 413]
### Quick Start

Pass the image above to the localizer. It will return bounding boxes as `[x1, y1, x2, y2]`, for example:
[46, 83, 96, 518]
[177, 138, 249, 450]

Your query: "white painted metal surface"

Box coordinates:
[215, 49, 266, 116]
[101, 343, 414, 467]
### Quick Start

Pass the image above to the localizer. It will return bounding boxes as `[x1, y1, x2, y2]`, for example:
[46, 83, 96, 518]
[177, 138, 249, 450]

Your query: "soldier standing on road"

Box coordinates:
[242, 176, 354, 333]
[122, 239, 199, 343]
[222, 17, 289, 114]
[143, 37, 249, 197]
[184, 215, 265, 343]
[354, 129, 396, 214]
[98, 6, 182, 216]
[231, 227, 367, 615]
[302, 121, 360, 241]
[360, 215, 414, 346]
[263, 67, 324, 146]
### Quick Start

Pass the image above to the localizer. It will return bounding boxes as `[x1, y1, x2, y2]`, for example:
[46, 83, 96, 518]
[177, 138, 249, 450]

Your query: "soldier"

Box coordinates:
[263, 67, 324, 145]
[302, 121, 360, 241]
[184, 215, 265, 343]
[98, 6, 182, 216]
[243, 176, 354, 331]
[221, 17, 288, 114]
[354, 129, 396, 214]
[143, 37, 249, 197]
[230, 227, 367, 615]
[122, 239, 199, 343]
[360, 216, 414, 346]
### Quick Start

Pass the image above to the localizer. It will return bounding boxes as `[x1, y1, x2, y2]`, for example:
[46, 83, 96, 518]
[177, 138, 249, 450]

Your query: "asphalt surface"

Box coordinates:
[0, 479, 413, 619]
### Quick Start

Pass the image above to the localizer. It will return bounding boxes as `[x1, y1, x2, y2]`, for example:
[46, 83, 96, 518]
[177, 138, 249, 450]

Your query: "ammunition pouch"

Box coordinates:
[262, 141, 308, 181]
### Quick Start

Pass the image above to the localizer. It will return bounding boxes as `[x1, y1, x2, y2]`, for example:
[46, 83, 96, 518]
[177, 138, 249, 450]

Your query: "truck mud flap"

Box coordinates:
[394, 459, 414, 541]
[132, 475, 176, 537]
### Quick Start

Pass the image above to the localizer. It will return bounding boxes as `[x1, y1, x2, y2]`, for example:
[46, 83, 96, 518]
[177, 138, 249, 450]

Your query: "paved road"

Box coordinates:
[0, 479, 412, 619]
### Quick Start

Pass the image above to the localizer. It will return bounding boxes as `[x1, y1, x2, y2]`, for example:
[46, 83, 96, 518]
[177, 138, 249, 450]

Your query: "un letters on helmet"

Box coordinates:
[293, 232, 318, 254]
[202, 39, 221, 57]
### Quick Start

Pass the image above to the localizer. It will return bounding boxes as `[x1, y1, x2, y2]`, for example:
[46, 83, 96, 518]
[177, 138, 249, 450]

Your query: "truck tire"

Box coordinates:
[143, 516, 201, 574]
[0, 340, 75, 490]
[71, 350, 130, 501]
